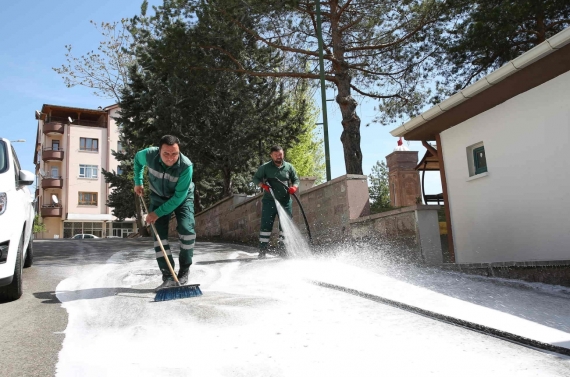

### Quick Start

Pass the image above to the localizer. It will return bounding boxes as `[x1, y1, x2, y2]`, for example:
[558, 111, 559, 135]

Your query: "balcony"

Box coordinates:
[42, 148, 64, 162]
[41, 177, 63, 189]
[46, 116, 107, 129]
[41, 205, 62, 218]
[43, 122, 64, 135]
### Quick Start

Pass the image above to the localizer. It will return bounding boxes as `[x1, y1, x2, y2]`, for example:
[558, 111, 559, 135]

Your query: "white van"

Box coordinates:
[0, 138, 35, 301]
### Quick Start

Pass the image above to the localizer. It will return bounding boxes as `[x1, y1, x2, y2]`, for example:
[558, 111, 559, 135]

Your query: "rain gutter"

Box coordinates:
[390, 27, 570, 137]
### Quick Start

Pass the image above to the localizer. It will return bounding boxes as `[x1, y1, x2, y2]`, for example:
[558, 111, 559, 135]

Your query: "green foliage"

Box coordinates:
[101, 140, 151, 236]
[285, 83, 325, 184]
[368, 160, 392, 214]
[33, 215, 46, 234]
[142, 0, 448, 174]
[432, 0, 570, 99]
[119, 4, 313, 210]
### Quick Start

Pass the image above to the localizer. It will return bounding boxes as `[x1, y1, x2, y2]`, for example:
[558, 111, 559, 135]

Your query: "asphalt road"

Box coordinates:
[0, 238, 155, 377]
[1, 239, 569, 377]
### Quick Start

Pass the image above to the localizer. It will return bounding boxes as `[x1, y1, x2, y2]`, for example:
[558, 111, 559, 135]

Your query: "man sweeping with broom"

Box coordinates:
[253, 145, 300, 259]
[134, 135, 200, 299]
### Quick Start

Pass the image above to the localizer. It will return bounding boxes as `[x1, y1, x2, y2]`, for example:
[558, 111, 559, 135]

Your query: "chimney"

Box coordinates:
[385, 138, 421, 207]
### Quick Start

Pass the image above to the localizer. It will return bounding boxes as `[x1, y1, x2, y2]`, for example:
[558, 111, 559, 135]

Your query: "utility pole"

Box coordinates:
[315, 0, 331, 181]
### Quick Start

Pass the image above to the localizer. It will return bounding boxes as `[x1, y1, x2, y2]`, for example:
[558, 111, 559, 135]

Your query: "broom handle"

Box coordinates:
[139, 196, 180, 284]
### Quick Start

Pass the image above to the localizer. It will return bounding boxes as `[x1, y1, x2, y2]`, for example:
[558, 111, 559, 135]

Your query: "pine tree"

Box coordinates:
[432, 0, 570, 99]
[136, 0, 447, 175]
[368, 161, 391, 213]
[118, 6, 313, 209]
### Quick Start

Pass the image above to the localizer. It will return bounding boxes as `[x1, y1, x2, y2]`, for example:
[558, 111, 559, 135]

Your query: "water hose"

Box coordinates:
[268, 179, 312, 244]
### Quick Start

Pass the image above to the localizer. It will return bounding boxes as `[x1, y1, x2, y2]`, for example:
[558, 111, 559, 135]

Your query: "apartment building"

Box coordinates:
[34, 104, 137, 239]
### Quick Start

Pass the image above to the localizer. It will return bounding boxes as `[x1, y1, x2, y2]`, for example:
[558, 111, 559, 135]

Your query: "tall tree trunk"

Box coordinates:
[329, 2, 363, 175]
[194, 187, 203, 213]
[222, 167, 233, 198]
[336, 71, 363, 175]
[134, 193, 150, 236]
[536, 12, 546, 44]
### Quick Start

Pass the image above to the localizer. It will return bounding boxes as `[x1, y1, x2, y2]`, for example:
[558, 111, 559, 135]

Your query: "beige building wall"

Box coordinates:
[66, 125, 109, 216]
[35, 104, 137, 239]
[106, 106, 122, 216]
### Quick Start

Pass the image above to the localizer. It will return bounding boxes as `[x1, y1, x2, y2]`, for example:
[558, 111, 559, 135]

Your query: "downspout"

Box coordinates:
[105, 111, 111, 238]
[65, 123, 71, 238]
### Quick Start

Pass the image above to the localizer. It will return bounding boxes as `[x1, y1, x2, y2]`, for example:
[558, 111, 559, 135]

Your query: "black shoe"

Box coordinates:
[258, 250, 267, 259]
[177, 265, 190, 285]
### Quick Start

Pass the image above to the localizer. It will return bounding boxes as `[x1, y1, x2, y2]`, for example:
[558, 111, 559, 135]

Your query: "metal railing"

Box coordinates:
[42, 203, 62, 208]
[46, 116, 107, 128]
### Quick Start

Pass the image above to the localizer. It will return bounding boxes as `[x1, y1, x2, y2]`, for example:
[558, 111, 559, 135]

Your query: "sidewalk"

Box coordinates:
[307, 255, 570, 352]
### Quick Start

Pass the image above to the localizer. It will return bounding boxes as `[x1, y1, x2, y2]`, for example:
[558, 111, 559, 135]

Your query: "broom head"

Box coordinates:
[154, 284, 202, 302]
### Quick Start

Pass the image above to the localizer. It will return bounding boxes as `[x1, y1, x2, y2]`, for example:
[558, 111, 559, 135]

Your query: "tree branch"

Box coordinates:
[189, 65, 337, 82]
[345, 13, 432, 52]
[350, 84, 407, 101]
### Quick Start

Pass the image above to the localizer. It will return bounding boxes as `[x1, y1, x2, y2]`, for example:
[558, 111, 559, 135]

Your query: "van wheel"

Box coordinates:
[23, 234, 33, 268]
[0, 232, 24, 302]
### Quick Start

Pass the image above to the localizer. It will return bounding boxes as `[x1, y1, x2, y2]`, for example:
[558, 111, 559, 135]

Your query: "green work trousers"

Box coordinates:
[259, 198, 293, 250]
[150, 198, 195, 275]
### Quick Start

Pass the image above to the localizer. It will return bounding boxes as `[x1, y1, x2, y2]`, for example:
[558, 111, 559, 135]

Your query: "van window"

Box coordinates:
[0, 141, 7, 173]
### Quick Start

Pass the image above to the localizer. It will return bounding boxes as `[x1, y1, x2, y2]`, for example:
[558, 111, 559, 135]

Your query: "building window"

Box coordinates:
[64, 221, 103, 238]
[117, 141, 124, 153]
[117, 166, 123, 175]
[80, 137, 99, 152]
[78, 192, 98, 206]
[79, 164, 98, 179]
[473, 146, 487, 174]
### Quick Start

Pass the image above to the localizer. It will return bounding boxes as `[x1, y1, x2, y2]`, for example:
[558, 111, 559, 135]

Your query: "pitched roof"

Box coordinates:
[390, 27, 570, 140]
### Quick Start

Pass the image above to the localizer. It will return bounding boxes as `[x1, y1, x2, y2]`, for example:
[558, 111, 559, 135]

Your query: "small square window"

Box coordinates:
[80, 137, 99, 152]
[473, 146, 487, 174]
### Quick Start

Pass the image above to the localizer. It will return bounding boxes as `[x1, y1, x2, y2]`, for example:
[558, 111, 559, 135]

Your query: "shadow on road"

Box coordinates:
[196, 257, 259, 265]
[34, 288, 157, 304]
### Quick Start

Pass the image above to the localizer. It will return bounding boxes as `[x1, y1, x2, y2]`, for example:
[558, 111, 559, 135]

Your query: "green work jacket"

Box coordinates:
[134, 147, 194, 217]
[253, 160, 300, 203]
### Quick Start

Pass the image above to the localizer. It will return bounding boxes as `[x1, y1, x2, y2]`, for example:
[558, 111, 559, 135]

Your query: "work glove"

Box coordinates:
[288, 186, 298, 195]
[261, 183, 271, 192]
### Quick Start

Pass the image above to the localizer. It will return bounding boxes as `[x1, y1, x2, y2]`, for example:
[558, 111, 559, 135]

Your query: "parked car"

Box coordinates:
[0, 138, 35, 301]
[70, 234, 100, 239]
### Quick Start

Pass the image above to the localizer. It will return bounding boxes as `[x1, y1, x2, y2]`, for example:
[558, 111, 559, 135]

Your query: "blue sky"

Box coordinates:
[0, 0, 441, 195]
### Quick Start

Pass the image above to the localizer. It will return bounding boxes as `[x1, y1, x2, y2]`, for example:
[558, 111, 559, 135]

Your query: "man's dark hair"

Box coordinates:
[270, 145, 283, 153]
[159, 135, 180, 149]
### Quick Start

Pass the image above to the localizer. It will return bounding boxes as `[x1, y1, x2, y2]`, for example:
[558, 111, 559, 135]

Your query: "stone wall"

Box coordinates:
[175, 174, 371, 245]
[350, 205, 443, 264]
[168, 175, 446, 267]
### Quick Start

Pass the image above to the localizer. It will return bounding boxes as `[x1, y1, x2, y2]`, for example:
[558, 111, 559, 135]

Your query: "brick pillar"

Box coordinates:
[386, 151, 421, 207]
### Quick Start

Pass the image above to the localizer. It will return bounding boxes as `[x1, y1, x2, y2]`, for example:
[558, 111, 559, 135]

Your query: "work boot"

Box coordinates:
[258, 249, 267, 259]
[155, 276, 176, 292]
[177, 265, 191, 285]
[155, 269, 176, 292]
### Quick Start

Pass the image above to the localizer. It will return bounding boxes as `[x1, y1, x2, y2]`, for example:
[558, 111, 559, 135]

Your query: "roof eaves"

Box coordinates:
[390, 26, 570, 138]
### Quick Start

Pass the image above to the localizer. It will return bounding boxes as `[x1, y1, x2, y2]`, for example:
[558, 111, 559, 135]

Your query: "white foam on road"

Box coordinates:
[55, 247, 570, 376]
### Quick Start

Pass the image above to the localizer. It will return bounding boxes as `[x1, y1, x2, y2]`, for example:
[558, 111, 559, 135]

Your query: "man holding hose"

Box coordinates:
[252, 145, 300, 259]
[133, 135, 196, 291]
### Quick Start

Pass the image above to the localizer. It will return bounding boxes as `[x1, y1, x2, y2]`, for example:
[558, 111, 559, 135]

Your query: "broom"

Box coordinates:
[139, 196, 202, 301]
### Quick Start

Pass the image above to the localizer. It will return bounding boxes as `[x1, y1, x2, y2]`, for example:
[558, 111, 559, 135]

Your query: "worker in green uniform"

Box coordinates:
[252, 145, 300, 259]
[133, 135, 196, 291]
